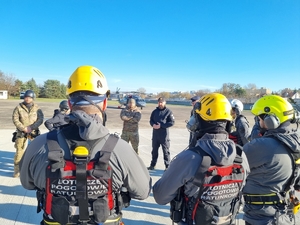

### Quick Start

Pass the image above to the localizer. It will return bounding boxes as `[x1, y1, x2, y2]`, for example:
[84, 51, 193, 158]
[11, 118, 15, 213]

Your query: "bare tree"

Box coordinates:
[10, 79, 23, 98]
[137, 87, 146, 94]
[0, 70, 5, 90]
[157, 92, 170, 99]
[244, 83, 257, 90]
[280, 88, 294, 98]
[194, 89, 211, 97]
[0, 72, 16, 96]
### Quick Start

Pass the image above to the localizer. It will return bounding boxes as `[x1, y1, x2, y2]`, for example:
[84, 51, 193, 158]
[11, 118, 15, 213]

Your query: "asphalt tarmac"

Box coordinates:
[0, 99, 299, 224]
[0, 99, 257, 130]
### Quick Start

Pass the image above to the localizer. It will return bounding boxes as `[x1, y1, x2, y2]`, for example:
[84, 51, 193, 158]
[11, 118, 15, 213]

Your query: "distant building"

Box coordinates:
[291, 92, 300, 105]
[246, 87, 272, 97]
[0, 90, 8, 99]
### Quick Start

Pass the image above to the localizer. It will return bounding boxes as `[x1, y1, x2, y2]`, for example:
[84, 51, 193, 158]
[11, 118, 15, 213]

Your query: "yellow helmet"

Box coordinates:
[66, 65, 109, 96]
[195, 93, 232, 121]
[251, 95, 294, 124]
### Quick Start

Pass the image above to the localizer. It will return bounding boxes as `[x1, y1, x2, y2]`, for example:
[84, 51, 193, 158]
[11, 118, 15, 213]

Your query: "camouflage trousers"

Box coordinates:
[14, 136, 28, 175]
[121, 131, 139, 154]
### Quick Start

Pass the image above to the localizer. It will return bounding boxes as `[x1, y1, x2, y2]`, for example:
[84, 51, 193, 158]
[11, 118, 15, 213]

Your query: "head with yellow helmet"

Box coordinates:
[186, 93, 232, 138]
[66, 65, 110, 124]
[251, 95, 294, 130]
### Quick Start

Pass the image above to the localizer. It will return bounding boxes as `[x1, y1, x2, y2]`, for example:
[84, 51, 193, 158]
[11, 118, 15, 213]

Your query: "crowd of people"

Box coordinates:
[11, 65, 300, 225]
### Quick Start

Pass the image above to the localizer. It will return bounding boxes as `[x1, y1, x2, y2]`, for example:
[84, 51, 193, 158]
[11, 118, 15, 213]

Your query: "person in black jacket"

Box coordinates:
[44, 100, 70, 131]
[188, 96, 200, 148]
[148, 97, 175, 170]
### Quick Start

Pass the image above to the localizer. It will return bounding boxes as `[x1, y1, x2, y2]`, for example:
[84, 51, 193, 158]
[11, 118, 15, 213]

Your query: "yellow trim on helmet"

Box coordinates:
[196, 93, 232, 121]
[251, 95, 294, 124]
[66, 65, 109, 96]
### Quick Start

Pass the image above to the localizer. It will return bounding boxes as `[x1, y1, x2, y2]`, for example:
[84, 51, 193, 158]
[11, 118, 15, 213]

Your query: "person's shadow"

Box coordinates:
[148, 169, 165, 178]
[0, 149, 14, 177]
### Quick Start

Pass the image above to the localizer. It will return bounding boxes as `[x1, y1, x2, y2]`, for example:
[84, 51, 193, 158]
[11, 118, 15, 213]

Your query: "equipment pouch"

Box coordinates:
[31, 129, 41, 138]
[51, 196, 70, 225]
[12, 132, 17, 142]
[121, 191, 131, 208]
[93, 196, 110, 224]
[170, 188, 184, 223]
[36, 190, 44, 213]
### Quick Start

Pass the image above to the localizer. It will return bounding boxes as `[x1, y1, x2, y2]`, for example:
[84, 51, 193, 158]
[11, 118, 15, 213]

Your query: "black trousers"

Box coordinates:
[150, 133, 170, 168]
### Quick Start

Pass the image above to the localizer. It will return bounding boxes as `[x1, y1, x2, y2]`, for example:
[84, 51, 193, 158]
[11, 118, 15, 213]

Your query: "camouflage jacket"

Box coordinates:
[120, 106, 141, 132]
[12, 102, 44, 133]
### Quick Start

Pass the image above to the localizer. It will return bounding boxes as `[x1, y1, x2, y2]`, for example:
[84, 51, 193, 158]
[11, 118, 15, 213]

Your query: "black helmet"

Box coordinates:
[24, 90, 35, 99]
[59, 100, 69, 111]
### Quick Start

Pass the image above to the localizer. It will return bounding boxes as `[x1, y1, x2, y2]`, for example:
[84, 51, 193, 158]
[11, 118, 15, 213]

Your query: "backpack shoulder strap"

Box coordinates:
[190, 146, 212, 187]
[93, 133, 119, 177]
[234, 144, 243, 164]
[190, 144, 243, 187]
[265, 133, 300, 192]
[47, 130, 65, 170]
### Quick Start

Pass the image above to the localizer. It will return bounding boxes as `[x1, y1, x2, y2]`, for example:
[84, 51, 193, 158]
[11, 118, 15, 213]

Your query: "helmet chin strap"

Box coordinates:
[71, 96, 106, 126]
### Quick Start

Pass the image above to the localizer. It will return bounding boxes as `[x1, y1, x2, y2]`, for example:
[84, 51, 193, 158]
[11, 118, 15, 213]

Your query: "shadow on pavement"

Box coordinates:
[0, 203, 40, 224]
[122, 218, 166, 225]
[148, 169, 164, 178]
[0, 184, 29, 197]
[123, 199, 169, 217]
[0, 149, 14, 177]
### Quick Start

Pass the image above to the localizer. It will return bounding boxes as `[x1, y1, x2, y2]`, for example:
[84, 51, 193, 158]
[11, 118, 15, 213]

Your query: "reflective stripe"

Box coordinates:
[105, 216, 121, 223]
[243, 193, 284, 205]
[43, 220, 60, 225]
[245, 193, 277, 197]
[248, 201, 283, 205]
[44, 217, 122, 225]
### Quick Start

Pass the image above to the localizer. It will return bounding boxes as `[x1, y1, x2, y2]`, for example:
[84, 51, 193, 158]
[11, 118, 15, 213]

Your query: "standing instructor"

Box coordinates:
[148, 97, 175, 171]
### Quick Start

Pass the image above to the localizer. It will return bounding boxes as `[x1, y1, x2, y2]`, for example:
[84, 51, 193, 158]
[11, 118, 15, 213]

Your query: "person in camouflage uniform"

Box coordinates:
[120, 98, 141, 154]
[12, 90, 44, 178]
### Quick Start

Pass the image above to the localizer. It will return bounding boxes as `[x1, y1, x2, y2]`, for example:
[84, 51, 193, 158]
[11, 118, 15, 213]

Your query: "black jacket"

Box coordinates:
[44, 109, 68, 131]
[149, 107, 175, 135]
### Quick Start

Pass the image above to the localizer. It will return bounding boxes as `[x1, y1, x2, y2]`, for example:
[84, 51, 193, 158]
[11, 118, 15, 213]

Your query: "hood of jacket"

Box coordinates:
[264, 123, 300, 154]
[70, 110, 109, 141]
[53, 109, 60, 115]
[197, 133, 236, 166]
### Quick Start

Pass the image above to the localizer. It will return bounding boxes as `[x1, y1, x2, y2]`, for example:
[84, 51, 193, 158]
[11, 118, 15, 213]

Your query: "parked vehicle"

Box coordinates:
[20, 91, 25, 99]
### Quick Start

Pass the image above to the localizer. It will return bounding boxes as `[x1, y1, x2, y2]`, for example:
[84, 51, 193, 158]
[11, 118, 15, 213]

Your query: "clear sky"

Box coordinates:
[0, 0, 299, 94]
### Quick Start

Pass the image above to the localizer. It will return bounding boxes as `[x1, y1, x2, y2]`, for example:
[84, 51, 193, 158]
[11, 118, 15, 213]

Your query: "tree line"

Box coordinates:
[1, 70, 300, 100]
[0, 71, 67, 99]
[154, 83, 300, 103]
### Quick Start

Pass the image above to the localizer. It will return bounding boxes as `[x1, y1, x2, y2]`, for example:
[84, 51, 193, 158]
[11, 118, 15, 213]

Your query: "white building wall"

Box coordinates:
[0, 90, 8, 99]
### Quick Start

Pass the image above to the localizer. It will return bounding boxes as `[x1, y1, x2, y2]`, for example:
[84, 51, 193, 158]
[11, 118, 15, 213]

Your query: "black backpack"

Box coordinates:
[189, 145, 245, 225]
[37, 127, 120, 225]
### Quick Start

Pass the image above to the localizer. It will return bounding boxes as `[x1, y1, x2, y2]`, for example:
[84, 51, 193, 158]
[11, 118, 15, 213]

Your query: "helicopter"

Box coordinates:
[117, 90, 146, 109]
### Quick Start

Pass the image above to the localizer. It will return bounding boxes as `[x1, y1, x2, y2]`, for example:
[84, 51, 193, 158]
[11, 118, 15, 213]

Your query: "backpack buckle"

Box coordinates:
[73, 146, 89, 164]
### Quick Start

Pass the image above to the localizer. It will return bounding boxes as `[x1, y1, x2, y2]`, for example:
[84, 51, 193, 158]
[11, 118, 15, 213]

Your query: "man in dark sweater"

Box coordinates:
[148, 97, 175, 170]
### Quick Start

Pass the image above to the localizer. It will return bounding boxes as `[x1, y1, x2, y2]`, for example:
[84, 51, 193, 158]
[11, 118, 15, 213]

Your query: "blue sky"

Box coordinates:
[0, 0, 299, 94]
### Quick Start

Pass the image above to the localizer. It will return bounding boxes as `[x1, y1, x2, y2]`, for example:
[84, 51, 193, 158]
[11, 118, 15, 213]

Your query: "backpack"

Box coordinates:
[37, 128, 120, 225]
[188, 145, 245, 225]
[265, 132, 300, 193]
